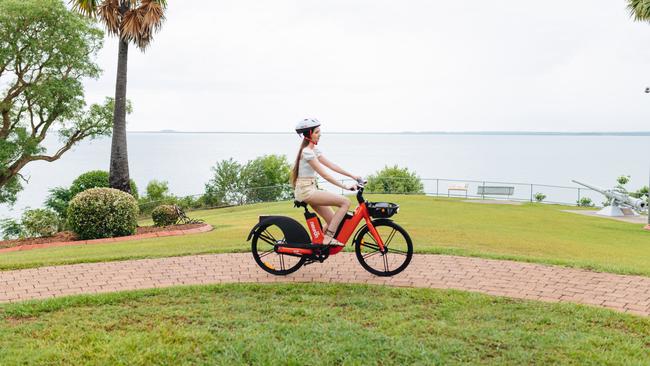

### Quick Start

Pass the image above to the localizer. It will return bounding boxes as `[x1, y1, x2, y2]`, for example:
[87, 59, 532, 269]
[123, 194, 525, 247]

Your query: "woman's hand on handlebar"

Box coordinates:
[345, 183, 358, 191]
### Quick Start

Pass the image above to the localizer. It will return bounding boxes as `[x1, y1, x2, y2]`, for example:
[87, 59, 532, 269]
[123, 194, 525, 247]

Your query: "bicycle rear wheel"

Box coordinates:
[251, 222, 306, 276]
[354, 220, 413, 277]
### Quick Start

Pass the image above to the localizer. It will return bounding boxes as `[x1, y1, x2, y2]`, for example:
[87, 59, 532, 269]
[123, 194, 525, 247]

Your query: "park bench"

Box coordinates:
[477, 185, 515, 198]
[448, 183, 469, 197]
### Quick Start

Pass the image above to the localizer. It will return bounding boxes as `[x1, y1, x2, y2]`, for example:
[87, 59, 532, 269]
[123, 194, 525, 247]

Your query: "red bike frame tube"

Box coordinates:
[277, 247, 313, 255]
[359, 202, 386, 251]
[335, 202, 385, 252]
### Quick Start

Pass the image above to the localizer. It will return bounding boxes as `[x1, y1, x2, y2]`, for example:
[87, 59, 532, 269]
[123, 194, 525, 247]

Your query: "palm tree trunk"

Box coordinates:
[109, 37, 131, 194]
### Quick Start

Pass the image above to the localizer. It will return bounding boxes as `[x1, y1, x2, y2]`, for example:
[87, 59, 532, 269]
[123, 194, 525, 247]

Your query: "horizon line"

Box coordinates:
[125, 130, 650, 136]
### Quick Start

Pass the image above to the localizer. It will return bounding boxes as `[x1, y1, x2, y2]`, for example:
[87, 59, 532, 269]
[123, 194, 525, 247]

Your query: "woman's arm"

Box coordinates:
[307, 158, 353, 190]
[318, 155, 359, 180]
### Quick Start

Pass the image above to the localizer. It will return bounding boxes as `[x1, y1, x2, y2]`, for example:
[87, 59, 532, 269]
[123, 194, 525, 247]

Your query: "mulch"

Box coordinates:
[0, 224, 205, 250]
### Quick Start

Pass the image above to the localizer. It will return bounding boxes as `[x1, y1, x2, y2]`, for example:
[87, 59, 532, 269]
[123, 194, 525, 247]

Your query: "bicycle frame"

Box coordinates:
[276, 187, 386, 256]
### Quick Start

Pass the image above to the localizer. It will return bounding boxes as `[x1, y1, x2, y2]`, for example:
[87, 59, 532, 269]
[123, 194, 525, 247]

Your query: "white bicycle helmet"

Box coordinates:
[295, 118, 321, 135]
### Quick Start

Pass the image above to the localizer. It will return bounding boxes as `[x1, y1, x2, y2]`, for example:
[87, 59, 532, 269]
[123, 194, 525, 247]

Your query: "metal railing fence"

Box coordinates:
[137, 176, 640, 217]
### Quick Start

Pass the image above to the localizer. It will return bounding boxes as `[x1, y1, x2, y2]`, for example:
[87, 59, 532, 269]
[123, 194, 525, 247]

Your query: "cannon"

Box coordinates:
[572, 180, 647, 217]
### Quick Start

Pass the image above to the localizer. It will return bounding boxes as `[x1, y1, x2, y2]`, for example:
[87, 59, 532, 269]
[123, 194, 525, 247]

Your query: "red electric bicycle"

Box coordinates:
[247, 181, 413, 277]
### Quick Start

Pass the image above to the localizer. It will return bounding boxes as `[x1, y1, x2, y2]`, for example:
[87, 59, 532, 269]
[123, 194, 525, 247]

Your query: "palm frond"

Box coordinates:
[69, 0, 100, 17]
[97, 0, 121, 36]
[120, 8, 144, 42]
[117, 0, 167, 50]
[141, 0, 166, 33]
[627, 0, 650, 22]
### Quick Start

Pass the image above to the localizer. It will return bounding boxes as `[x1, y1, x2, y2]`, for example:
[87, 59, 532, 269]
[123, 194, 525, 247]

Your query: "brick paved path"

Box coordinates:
[1, 253, 649, 316]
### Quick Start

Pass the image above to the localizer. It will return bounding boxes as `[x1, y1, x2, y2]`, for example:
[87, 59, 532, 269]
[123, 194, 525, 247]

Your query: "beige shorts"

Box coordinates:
[294, 177, 318, 202]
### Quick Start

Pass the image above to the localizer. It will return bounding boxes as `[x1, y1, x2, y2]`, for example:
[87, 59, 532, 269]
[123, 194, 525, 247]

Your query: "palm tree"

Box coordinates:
[71, 0, 168, 193]
[626, 0, 650, 227]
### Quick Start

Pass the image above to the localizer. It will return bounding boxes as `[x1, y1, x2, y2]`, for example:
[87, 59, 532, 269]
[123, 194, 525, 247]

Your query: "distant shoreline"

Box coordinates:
[128, 130, 650, 136]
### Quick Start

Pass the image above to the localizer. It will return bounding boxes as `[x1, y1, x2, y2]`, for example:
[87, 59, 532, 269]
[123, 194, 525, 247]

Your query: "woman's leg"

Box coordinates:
[311, 205, 334, 233]
[306, 191, 350, 240]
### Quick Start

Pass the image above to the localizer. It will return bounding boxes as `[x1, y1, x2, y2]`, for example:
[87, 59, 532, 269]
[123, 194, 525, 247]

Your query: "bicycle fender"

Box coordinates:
[246, 216, 311, 244]
[352, 218, 394, 244]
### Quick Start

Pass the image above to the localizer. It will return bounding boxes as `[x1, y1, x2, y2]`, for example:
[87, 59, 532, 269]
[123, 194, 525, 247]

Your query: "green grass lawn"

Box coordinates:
[0, 283, 648, 365]
[1, 195, 649, 276]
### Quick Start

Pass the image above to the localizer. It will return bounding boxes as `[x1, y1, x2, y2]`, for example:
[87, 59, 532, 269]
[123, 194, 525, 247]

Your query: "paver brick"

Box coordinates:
[0, 253, 649, 316]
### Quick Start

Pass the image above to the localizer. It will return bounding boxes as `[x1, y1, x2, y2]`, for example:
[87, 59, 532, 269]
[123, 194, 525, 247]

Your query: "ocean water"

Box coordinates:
[2, 133, 649, 218]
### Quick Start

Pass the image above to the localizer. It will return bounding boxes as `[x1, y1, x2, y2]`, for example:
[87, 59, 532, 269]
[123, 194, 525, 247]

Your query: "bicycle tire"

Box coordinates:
[251, 222, 306, 276]
[354, 220, 413, 277]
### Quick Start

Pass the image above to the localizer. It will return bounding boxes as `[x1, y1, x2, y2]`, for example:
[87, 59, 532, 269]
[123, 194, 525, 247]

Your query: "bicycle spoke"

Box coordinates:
[361, 241, 381, 251]
[387, 247, 409, 256]
[279, 254, 285, 271]
[366, 233, 378, 245]
[363, 250, 380, 259]
[384, 229, 397, 246]
[383, 254, 389, 272]
[258, 249, 274, 258]
[263, 229, 278, 242]
[258, 231, 279, 246]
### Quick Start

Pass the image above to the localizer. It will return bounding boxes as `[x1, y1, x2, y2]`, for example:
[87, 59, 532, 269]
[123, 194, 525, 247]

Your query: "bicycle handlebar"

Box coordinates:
[355, 177, 367, 203]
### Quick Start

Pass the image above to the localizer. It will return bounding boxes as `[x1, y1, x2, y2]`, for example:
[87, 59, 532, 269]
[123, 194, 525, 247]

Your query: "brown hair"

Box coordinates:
[290, 136, 310, 188]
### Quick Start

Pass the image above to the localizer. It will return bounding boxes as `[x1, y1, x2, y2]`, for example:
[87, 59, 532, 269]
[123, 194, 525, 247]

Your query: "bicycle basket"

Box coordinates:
[366, 202, 399, 218]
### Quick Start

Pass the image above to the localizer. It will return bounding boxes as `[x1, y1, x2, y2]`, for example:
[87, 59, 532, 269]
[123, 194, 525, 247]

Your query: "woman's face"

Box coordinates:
[311, 127, 321, 143]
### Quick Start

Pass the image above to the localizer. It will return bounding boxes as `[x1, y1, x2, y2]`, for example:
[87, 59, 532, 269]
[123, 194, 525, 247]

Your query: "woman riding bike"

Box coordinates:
[291, 118, 362, 246]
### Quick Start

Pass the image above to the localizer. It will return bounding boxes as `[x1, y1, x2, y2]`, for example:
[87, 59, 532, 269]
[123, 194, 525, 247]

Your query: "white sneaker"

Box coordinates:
[323, 235, 344, 247]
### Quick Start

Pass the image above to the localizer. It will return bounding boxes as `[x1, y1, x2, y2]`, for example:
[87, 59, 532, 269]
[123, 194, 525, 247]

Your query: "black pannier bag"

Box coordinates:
[366, 202, 399, 218]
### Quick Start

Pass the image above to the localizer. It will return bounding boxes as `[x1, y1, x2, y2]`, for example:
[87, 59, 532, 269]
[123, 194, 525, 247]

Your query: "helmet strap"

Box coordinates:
[304, 129, 317, 145]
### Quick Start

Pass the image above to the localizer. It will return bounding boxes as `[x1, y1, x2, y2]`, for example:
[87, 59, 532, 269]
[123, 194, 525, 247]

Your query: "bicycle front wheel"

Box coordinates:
[354, 220, 413, 277]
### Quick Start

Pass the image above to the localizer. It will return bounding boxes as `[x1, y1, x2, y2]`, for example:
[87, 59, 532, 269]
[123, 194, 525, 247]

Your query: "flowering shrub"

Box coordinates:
[67, 188, 138, 239]
[22, 209, 59, 237]
[151, 205, 179, 227]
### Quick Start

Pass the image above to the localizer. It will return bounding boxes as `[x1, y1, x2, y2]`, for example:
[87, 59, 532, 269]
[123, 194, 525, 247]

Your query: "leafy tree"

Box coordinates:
[204, 155, 292, 205]
[145, 179, 170, 202]
[242, 155, 293, 203]
[204, 158, 246, 206]
[366, 165, 424, 194]
[0, 0, 112, 205]
[71, 0, 168, 194]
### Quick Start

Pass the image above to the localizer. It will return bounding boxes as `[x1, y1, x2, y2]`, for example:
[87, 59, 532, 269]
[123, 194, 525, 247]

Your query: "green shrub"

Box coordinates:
[44, 186, 73, 231]
[21, 209, 59, 237]
[534, 192, 546, 203]
[577, 197, 595, 207]
[70, 170, 138, 199]
[0, 218, 24, 240]
[67, 188, 139, 240]
[366, 165, 424, 194]
[630, 185, 648, 199]
[138, 180, 179, 216]
[151, 205, 179, 227]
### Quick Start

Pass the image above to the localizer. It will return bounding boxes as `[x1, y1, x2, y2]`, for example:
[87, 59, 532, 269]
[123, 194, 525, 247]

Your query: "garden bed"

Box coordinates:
[0, 223, 209, 251]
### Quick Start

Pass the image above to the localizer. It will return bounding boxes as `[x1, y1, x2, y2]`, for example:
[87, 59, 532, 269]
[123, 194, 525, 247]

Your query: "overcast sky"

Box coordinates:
[82, 0, 650, 132]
